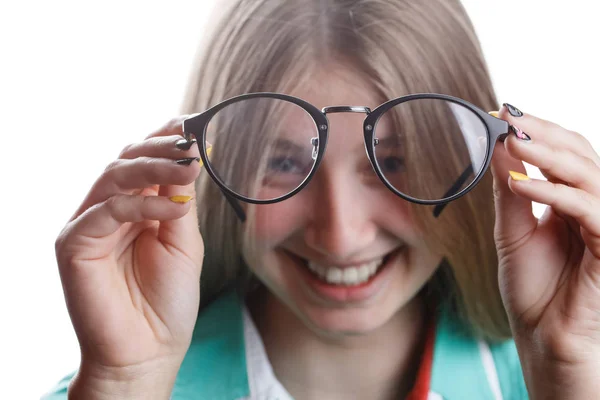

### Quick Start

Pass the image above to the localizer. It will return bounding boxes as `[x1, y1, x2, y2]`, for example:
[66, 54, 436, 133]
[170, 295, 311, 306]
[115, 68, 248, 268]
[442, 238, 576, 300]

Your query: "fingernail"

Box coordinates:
[503, 103, 524, 117]
[509, 170, 530, 181]
[510, 125, 531, 142]
[488, 111, 499, 118]
[176, 157, 200, 166]
[175, 138, 197, 151]
[169, 195, 193, 203]
[199, 147, 212, 167]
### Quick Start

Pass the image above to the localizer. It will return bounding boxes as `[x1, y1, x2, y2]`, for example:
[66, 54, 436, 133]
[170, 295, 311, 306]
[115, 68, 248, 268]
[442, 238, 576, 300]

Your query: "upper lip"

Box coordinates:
[288, 245, 405, 269]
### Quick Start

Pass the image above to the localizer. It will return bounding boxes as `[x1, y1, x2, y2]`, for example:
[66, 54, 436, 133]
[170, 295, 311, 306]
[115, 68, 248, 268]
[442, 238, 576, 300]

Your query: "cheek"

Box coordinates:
[251, 198, 306, 247]
[373, 193, 418, 232]
[244, 199, 306, 292]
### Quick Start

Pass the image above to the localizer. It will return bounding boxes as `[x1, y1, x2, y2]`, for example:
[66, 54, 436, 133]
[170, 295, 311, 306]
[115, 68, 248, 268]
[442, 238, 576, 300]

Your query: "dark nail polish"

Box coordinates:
[510, 125, 531, 141]
[175, 157, 200, 165]
[503, 103, 523, 117]
[175, 138, 197, 151]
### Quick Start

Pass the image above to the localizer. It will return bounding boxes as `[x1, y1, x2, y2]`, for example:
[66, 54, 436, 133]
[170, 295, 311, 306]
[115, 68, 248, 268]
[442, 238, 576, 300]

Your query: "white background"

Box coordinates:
[1, 1, 599, 398]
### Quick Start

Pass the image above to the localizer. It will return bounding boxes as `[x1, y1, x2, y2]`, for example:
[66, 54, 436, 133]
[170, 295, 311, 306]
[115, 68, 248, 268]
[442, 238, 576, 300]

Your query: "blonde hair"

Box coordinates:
[182, 0, 510, 341]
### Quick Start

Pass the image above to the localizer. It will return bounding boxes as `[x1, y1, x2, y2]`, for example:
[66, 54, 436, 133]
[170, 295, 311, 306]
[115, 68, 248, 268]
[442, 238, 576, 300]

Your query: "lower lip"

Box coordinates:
[292, 248, 405, 304]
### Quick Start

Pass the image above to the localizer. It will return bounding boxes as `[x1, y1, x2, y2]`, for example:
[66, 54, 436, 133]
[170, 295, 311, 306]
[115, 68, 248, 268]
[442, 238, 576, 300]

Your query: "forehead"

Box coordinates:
[290, 63, 383, 111]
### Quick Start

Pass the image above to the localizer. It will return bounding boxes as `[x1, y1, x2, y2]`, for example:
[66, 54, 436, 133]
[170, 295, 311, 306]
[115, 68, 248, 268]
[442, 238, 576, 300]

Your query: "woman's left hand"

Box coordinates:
[490, 104, 600, 399]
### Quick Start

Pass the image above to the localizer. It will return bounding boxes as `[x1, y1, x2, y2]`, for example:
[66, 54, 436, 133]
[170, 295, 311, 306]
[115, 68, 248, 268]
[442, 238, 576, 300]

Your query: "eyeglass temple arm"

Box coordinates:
[434, 112, 511, 218]
[188, 138, 246, 221]
[433, 163, 474, 218]
[221, 189, 247, 222]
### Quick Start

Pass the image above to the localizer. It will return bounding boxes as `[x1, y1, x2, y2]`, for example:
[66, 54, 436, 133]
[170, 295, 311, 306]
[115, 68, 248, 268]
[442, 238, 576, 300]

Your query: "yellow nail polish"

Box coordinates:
[509, 170, 530, 181]
[169, 195, 192, 203]
[199, 147, 212, 167]
[488, 111, 499, 118]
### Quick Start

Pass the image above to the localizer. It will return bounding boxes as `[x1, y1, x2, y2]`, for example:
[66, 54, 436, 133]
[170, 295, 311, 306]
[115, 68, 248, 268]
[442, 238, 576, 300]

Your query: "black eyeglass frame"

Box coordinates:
[183, 92, 510, 222]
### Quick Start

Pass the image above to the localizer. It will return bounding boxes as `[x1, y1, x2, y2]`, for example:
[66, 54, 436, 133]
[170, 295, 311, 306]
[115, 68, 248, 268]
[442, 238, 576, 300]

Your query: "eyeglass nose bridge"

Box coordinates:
[313, 106, 372, 160]
[322, 106, 371, 114]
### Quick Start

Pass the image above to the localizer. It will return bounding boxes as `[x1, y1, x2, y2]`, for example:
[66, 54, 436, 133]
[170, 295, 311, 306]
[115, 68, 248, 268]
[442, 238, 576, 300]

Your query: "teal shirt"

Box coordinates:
[42, 290, 529, 399]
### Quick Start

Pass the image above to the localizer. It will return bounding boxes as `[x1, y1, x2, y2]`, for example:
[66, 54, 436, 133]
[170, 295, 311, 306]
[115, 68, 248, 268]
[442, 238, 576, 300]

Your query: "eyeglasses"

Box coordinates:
[182, 92, 511, 222]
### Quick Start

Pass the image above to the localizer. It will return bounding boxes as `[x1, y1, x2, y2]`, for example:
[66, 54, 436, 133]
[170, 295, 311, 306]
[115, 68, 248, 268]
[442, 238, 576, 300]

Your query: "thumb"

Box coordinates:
[490, 106, 537, 249]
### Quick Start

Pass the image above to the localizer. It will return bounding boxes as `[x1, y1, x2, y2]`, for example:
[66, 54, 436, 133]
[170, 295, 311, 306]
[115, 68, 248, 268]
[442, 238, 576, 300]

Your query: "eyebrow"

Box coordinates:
[271, 138, 308, 153]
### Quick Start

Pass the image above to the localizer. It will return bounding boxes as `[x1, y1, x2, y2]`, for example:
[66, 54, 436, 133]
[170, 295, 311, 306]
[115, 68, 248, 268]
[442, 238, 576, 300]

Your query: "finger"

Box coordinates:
[145, 116, 212, 161]
[500, 103, 600, 166]
[489, 109, 561, 183]
[490, 140, 537, 249]
[538, 168, 568, 186]
[150, 118, 203, 248]
[491, 104, 575, 239]
[508, 174, 600, 257]
[70, 116, 200, 222]
[535, 166, 579, 236]
[118, 135, 200, 161]
[505, 136, 600, 198]
[63, 194, 194, 260]
[71, 156, 201, 221]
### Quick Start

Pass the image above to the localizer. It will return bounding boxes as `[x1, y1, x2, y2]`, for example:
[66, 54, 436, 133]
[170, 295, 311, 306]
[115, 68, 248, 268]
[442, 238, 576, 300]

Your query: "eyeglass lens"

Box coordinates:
[203, 97, 489, 202]
[372, 98, 488, 201]
[205, 97, 319, 201]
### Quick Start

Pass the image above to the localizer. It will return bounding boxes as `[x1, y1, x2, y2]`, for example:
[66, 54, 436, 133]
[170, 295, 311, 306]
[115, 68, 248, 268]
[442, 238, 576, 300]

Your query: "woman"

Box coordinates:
[45, 1, 600, 398]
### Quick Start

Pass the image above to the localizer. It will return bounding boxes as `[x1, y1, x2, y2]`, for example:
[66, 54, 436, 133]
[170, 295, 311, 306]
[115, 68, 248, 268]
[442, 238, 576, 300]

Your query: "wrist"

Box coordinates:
[514, 337, 600, 400]
[523, 362, 599, 400]
[68, 358, 183, 400]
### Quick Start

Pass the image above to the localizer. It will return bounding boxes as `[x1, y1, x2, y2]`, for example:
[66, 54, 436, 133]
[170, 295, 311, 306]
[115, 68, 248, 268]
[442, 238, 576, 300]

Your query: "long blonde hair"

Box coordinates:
[182, 0, 510, 341]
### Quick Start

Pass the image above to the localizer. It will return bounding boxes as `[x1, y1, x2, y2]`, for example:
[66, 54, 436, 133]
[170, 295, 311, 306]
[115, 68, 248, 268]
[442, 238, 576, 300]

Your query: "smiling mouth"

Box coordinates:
[296, 246, 405, 287]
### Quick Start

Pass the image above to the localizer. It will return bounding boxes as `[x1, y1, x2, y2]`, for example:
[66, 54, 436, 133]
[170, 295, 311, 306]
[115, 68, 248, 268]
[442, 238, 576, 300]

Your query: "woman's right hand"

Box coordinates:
[55, 117, 205, 396]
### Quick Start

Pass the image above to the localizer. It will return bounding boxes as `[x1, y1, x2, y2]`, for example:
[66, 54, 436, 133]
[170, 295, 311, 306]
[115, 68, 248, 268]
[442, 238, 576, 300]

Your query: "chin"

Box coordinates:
[298, 300, 407, 337]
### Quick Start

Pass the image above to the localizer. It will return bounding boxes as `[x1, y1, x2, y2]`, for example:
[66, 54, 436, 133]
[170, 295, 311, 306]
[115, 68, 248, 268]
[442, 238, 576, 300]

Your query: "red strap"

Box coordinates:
[405, 315, 436, 400]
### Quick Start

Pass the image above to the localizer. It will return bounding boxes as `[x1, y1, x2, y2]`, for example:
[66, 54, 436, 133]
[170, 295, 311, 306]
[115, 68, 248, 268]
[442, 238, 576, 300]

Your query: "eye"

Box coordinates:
[267, 156, 304, 174]
[381, 156, 405, 173]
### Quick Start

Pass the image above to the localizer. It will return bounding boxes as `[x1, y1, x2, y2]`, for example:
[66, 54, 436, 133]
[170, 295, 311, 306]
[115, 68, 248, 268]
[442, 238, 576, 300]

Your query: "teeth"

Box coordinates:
[358, 265, 370, 281]
[327, 268, 343, 284]
[368, 262, 377, 275]
[307, 258, 385, 286]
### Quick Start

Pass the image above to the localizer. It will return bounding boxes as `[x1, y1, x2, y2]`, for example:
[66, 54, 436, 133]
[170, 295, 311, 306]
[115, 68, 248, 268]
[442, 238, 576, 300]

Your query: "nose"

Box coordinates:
[304, 168, 377, 261]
